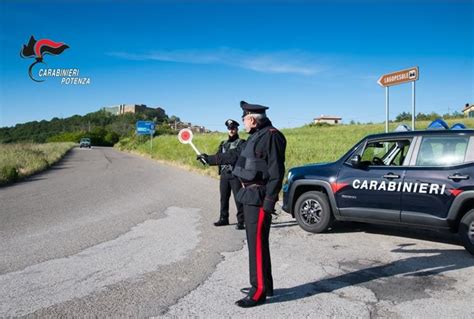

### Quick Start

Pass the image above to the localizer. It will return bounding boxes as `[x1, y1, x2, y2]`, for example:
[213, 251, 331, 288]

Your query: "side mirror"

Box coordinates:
[351, 154, 361, 167]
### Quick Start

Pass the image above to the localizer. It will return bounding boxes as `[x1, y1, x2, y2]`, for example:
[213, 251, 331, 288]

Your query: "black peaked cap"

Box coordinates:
[240, 100, 269, 117]
[225, 119, 239, 129]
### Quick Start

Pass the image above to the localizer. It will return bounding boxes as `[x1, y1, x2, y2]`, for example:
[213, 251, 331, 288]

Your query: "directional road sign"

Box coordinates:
[377, 67, 419, 87]
[136, 121, 155, 135]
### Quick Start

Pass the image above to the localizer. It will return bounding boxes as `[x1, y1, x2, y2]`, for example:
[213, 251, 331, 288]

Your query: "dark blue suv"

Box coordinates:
[282, 128, 474, 255]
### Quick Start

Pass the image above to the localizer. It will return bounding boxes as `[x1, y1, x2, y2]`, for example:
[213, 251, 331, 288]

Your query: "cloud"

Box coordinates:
[108, 48, 324, 75]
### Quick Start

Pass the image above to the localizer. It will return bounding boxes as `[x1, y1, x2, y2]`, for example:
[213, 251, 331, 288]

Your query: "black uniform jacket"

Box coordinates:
[216, 135, 245, 175]
[207, 118, 286, 212]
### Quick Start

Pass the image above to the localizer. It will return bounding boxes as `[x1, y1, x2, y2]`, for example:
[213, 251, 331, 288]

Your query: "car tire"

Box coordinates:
[459, 209, 474, 255]
[294, 191, 333, 233]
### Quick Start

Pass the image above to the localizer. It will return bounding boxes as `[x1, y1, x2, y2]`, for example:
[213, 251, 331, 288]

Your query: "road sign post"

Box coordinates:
[136, 121, 155, 152]
[150, 131, 153, 151]
[385, 86, 389, 133]
[378, 67, 419, 132]
[412, 81, 416, 130]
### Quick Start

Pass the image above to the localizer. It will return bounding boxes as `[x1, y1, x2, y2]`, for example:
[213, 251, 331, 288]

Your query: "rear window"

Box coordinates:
[416, 136, 469, 166]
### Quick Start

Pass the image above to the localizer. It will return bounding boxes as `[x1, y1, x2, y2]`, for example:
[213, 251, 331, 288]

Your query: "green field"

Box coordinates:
[117, 119, 474, 178]
[0, 142, 75, 185]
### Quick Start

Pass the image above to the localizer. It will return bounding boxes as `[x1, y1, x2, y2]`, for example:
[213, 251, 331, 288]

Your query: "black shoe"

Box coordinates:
[240, 287, 273, 297]
[235, 295, 266, 308]
[235, 222, 245, 230]
[214, 219, 229, 226]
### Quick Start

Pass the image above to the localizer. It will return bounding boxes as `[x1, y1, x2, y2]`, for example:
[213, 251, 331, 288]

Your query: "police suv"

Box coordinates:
[282, 122, 474, 254]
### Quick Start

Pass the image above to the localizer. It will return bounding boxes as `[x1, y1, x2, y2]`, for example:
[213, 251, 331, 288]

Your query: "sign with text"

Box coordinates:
[377, 67, 419, 87]
[136, 121, 155, 135]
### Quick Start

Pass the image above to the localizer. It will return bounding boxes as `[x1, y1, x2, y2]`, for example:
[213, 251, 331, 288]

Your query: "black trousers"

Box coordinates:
[219, 174, 244, 224]
[244, 205, 273, 300]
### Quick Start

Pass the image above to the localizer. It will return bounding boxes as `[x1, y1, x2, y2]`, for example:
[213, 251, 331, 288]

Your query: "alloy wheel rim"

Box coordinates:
[300, 199, 322, 225]
[468, 221, 474, 243]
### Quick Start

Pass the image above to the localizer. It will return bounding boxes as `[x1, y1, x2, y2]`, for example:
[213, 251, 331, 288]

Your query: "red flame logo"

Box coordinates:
[20, 35, 69, 82]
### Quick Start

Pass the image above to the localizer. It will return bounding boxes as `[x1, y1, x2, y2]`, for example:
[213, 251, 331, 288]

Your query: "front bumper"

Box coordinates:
[281, 183, 290, 214]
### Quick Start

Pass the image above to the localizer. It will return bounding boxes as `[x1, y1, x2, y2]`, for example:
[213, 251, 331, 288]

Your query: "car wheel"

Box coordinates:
[294, 191, 333, 233]
[459, 209, 474, 255]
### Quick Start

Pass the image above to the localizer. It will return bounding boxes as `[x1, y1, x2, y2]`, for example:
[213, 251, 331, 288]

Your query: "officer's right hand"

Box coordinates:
[196, 154, 209, 165]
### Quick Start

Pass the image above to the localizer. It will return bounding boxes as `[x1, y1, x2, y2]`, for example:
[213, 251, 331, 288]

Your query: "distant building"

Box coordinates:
[170, 121, 190, 130]
[463, 103, 474, 118]
[314, 115, 342, 125]
[169, 121, 210, 133]
[191, 125, 209, 133]
[103, 104, 165, 117]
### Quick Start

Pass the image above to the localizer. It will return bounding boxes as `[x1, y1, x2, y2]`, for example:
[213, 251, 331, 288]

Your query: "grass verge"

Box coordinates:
[116, 119, 474, 178]
[0, 142, 75, 185]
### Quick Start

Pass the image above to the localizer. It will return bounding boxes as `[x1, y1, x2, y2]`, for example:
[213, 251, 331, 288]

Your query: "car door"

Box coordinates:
[401, 135, 474, 226]
[336, 137, 412, 222]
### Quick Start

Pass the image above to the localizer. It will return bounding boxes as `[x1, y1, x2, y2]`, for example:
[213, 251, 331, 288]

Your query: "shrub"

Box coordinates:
[1, 165, 18, 184]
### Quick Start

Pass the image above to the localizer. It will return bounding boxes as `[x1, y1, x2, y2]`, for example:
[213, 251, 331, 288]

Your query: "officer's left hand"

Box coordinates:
[196, 154, 209, 165]
[265, 210, 276, 216]
[263, 200, 275, 215]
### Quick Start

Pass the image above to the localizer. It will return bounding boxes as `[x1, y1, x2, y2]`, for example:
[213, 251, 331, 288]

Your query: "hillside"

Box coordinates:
[0, 108, 171, 145]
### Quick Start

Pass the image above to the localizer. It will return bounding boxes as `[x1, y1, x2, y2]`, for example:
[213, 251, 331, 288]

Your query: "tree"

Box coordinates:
[416, 112, 441, 121]
[0, 108, 173, 144]
[395, 112, 412, 122]
[169, 115, 180, 123]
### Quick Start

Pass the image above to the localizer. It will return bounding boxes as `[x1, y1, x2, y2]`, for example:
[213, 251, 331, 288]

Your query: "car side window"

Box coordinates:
[416, 136, 469, 166]
[393, 143, 409, 165]
[360, 139, 411, 166]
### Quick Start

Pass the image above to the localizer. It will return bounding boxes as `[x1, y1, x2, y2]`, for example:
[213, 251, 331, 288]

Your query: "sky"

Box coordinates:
[0, 0, 473, 131]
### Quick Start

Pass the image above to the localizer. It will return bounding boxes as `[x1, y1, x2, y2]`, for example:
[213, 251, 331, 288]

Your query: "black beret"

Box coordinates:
[240, 100, 269, 117]
[225, 119, 239, 129]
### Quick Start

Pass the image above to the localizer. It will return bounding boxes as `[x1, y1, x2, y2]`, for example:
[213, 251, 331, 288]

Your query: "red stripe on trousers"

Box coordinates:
[253, 207, 265, 301]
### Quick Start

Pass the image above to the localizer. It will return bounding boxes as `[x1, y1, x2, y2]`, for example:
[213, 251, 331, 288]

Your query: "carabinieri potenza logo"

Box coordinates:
[20, 35, 91, 85]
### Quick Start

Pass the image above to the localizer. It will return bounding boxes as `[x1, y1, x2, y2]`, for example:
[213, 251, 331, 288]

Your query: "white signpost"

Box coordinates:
[377, 67, 419, 132]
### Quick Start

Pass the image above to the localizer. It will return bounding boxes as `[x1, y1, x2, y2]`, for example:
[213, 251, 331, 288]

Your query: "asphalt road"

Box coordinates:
[0, 146, 245, 317]
[165, 214, 474, 318]
[1, 146, 473, 318]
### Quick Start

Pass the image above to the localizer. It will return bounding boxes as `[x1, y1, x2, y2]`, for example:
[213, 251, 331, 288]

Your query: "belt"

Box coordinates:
[241, 181, 264, 188]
